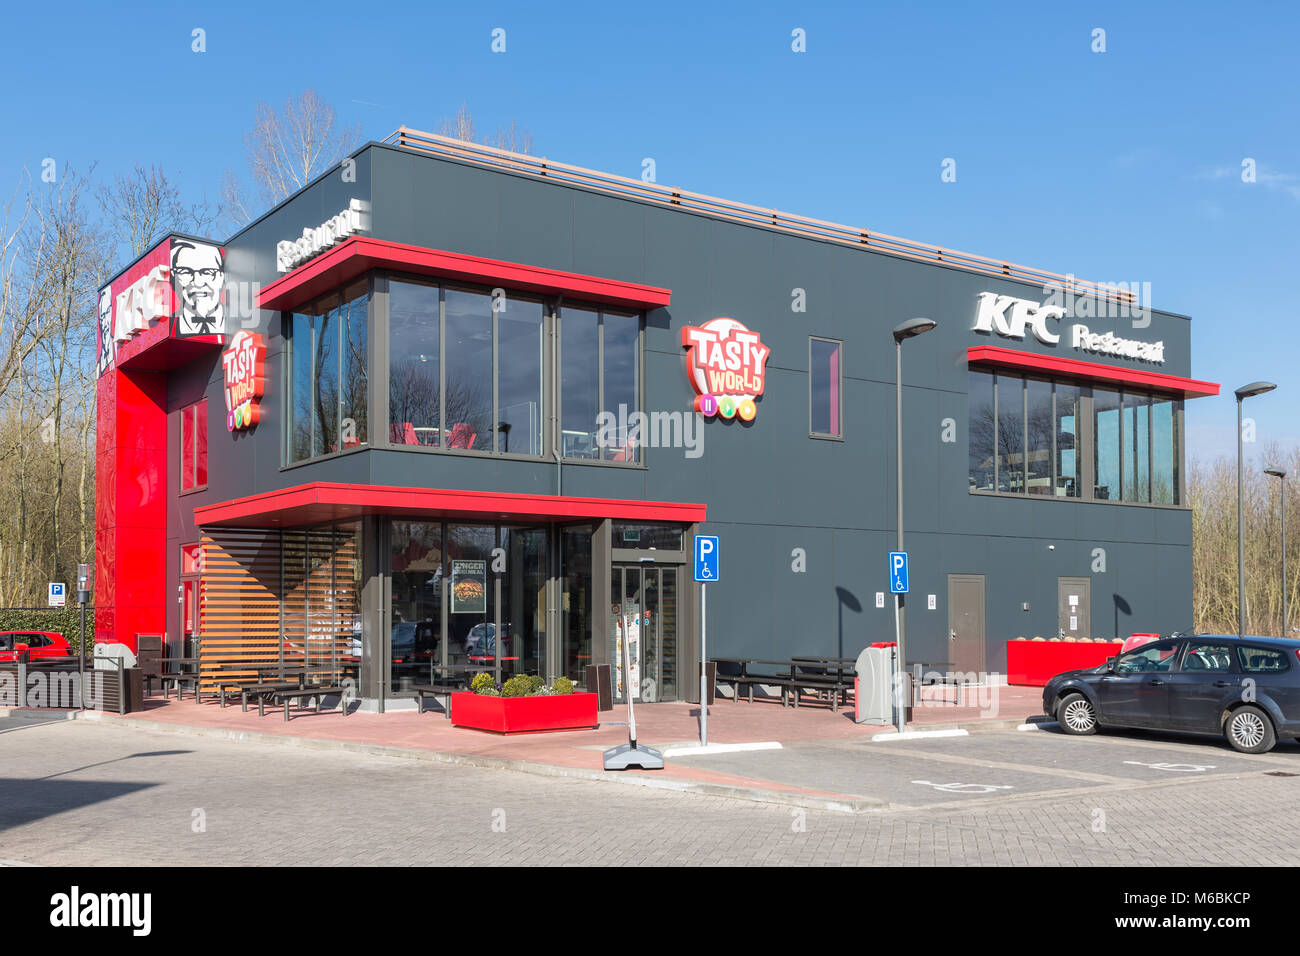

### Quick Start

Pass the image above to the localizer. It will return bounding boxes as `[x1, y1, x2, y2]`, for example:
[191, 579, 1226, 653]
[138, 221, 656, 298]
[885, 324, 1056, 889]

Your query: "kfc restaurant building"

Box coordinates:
[94, 128, 1218, 710]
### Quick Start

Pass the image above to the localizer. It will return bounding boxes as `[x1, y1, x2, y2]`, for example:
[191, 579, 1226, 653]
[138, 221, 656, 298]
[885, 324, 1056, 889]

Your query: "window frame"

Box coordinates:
[967, 367, 1186, 509]
[178, 398, 208, 495]
[808, 336, 844, 441]
[283, 278, 373, 468]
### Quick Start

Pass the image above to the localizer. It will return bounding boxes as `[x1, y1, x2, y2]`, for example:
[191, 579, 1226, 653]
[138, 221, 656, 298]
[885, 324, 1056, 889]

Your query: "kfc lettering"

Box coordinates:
[113, 265, 172, 342]
[681, 318, 770, 421]
[221, 331, 266, 431]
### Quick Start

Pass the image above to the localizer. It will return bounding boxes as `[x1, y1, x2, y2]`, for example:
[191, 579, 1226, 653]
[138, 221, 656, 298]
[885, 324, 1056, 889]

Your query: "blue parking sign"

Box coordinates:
[889, 551, 908, 594]
[694, 535, 719, 582]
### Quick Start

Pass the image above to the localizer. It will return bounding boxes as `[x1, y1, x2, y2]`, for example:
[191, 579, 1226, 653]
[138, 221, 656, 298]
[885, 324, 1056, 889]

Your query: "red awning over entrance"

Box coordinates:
[967, 345, 1220, 398]
[194, 482, 706, 529]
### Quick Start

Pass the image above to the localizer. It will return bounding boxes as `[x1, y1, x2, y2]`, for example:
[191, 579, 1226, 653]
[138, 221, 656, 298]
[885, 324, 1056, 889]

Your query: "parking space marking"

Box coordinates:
[1123, 760, 1216, 773]
[911, 780, 1014, 794]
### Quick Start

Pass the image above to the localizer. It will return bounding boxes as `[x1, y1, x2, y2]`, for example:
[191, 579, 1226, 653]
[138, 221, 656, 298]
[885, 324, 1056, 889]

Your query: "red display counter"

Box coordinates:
[1006, 641, 1124, 687]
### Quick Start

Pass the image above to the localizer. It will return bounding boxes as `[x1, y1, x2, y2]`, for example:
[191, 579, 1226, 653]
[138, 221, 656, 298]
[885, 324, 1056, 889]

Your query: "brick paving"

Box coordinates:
[1, 715, 1297, 866]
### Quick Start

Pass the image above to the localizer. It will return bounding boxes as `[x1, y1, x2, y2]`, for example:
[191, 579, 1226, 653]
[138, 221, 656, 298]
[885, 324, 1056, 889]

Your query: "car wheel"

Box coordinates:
[1224, 705, 1275, 754]
[1057, 692, 1098, 735]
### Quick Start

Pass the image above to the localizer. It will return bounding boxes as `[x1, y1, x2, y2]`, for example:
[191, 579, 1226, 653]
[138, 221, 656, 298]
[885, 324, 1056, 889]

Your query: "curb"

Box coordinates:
[58, 710, 885, 815]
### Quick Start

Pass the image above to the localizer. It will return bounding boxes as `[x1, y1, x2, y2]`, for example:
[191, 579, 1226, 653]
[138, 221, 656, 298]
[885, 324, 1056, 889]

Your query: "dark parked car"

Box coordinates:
[1043, 634, 1300, 753]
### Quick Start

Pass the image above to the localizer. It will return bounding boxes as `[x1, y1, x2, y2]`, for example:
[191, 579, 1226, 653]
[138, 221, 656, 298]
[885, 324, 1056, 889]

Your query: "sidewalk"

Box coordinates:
[16, 684, 1046, 813]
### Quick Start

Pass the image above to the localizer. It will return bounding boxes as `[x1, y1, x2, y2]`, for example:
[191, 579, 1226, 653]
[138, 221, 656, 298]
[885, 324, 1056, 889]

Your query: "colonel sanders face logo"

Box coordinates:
[171, 241, 225, 336]
[97, 288, 114, 375]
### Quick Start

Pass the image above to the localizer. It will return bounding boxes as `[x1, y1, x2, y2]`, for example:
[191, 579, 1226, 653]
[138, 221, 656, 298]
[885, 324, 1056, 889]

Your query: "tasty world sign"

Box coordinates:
[221, 331, 265, 431]
[680, 318, 770, 421]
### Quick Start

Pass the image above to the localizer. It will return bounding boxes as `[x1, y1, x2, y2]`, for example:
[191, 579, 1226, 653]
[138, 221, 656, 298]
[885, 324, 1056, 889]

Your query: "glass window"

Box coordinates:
[561, 306, 599, 458]
[340, 281, 368, 449]
[602, 310, 640, 461]
[1182, 643, 1234, 673]
[1238, 645, 1290, 673]
[288, 308, 316, 463]
[388, 280, 441, 447]
[996, 374, 1024, 493]
[1115, 640, 1180, 673]
[389, 521, 444, 694]
[180, 400, 207, 491]
[810, 337, 842, 438]
[612, 523, 685, 550]
[968, 369, 996, 491]
[446, 523, 496, 669]
[313, 298, 339, 458]
[499, 526, 548, 677]
[1054, 382, 1080, 498]
[1152, 397, 1179, 504]
[180, 402, 194, 491]
[1025, 378, 1053, 495]
[443, 288, 493, 451]
[1093, 386, 1120, 500]
[497, 297, 545, 455]
[1122, 392, 1151, 503]
[561, 525, 593, 683]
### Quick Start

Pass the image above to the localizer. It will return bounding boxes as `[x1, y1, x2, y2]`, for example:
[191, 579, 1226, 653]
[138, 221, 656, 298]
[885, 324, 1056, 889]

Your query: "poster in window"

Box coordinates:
[451, 560, 487, 614]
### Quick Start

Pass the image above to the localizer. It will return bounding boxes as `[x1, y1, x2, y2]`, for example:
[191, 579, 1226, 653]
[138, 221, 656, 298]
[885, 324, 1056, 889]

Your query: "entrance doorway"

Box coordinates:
[947, 574, 986, 674]
[1058, 577, 1091, 639]
[611, 563, 679, 702]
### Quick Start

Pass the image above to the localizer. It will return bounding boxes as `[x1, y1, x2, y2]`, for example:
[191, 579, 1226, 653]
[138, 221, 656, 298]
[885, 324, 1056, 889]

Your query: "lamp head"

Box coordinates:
[1235, 381, 1277, 400]
[893, 317, 937, 343]
[1265, 467, 1287, 479]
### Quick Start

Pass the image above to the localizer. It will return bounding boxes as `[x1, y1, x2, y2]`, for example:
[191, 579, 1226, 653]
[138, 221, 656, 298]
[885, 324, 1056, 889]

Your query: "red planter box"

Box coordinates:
[1006, 640, 1124, 687]
[450, 691, 599, 734]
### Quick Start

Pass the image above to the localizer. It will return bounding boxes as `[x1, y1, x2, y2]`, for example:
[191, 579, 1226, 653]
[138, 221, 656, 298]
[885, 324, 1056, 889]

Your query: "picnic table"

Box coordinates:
[156, 656, 203, 701]
[710, 657, 857, 712]
[413, 663, 495, 718]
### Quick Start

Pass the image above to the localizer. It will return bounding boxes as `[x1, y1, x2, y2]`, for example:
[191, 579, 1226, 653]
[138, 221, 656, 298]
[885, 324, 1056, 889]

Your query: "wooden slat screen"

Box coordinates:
[199, 529, 282, 691]
[281, 526, 361, 687]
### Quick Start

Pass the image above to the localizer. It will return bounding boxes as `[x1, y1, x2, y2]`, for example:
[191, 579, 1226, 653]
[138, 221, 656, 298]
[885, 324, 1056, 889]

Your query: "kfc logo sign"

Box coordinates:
[972, 292, 1064, 345]
[222, 331, 266, 431]
[680, 318, 770, 421]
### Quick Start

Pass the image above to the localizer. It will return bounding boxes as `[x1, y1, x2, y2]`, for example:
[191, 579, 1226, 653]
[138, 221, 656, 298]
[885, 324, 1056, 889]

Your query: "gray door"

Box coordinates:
[1058, 577, 1091, 639]
[611, 564, 679, 702]
[947, 574, 986, 674]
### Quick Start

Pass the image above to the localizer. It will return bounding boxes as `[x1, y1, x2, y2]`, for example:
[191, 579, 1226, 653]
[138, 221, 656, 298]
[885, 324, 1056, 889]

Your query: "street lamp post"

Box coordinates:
[1236, 382, 1277, 637]
[1266, 467, 1288, 637]
[892, 317, 937, 734]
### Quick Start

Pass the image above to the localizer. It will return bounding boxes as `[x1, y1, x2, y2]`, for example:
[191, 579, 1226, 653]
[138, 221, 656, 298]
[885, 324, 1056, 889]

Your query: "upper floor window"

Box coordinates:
[968, 368, 1180, 504]
[180, 399, 208, 491]
[388, 279, 545, 454]
[809, 337, 842, 439]
[287, 280, 369, 464]
[561, 305, 640, 462]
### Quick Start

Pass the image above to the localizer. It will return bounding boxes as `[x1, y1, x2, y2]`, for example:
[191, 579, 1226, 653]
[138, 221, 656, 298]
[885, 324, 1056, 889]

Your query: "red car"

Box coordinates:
[0, 631, 73, 661]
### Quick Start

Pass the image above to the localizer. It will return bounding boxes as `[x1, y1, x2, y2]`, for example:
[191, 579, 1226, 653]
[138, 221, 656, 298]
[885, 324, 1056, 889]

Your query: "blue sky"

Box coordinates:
[2, 0, 1295, 466]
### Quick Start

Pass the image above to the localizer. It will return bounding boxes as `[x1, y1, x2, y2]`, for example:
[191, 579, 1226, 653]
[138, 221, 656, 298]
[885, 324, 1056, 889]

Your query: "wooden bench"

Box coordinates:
[263, 685, 350, 721]
[788, 663, 856, 712]
[161, 672, 203, 702]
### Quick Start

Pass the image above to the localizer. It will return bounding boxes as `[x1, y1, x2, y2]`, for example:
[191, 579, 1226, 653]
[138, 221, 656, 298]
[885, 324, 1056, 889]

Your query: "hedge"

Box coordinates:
[0, 607, 95, 653]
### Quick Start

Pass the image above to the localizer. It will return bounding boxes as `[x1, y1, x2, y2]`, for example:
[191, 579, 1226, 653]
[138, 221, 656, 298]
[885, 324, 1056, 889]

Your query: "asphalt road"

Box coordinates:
[1, 715, 1297, 866]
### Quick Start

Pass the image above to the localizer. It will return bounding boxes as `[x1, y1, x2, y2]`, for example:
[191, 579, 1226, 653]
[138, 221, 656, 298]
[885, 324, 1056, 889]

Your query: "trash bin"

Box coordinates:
[854, 642, 897, 725]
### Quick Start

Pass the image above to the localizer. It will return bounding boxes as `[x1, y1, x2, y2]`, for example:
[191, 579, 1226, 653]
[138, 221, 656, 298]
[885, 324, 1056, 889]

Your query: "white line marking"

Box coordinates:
[871, 729, 970, 742]
[661, 741, 783, 758]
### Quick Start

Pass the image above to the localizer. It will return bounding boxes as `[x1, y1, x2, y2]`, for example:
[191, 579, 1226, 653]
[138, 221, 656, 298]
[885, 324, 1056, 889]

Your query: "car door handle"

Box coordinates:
[1145, 679, 1164, 686]
[1213, 681, 1231, 688]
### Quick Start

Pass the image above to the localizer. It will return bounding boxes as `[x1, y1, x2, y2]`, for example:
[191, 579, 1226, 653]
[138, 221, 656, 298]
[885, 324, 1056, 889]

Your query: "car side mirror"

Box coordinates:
[1105, 656, 1117, 673]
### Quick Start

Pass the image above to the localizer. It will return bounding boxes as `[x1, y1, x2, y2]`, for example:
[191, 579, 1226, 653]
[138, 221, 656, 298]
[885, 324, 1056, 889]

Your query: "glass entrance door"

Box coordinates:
[611, 564, 678, 702]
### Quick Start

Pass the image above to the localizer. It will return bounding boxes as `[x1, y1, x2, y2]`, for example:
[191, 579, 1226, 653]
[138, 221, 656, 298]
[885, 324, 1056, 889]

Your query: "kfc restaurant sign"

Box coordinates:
[973, 291, 1165, 364]
[97, 236, 227, 376]
[681, 318, 770, 421]
[222, 331, 266, 431]
[276, 199, 367, 273]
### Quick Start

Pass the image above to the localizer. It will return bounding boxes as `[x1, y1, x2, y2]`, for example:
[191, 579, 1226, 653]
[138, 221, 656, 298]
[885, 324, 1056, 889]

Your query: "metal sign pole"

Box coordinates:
[699, 581, 707, 747]
[623, 602, 637, 746]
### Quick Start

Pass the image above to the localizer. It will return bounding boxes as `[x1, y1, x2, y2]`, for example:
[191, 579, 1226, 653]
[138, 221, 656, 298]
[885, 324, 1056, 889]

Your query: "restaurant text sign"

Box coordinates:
[221, 331, 266, 431]
[680, 318, 770, 421]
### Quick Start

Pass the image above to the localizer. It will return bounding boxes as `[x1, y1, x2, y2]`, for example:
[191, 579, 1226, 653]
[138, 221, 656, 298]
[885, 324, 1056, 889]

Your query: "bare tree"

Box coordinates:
[97, 164, 220, 263]
[437, 104, 533, 155]
[222, 90, 361, 228]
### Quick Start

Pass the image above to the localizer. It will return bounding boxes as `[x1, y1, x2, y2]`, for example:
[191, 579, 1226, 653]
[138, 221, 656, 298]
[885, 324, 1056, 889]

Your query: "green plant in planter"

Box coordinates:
[552, 677, 575, 695]
[471, 672, 499, 696]
[501, 674, 536, 698]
